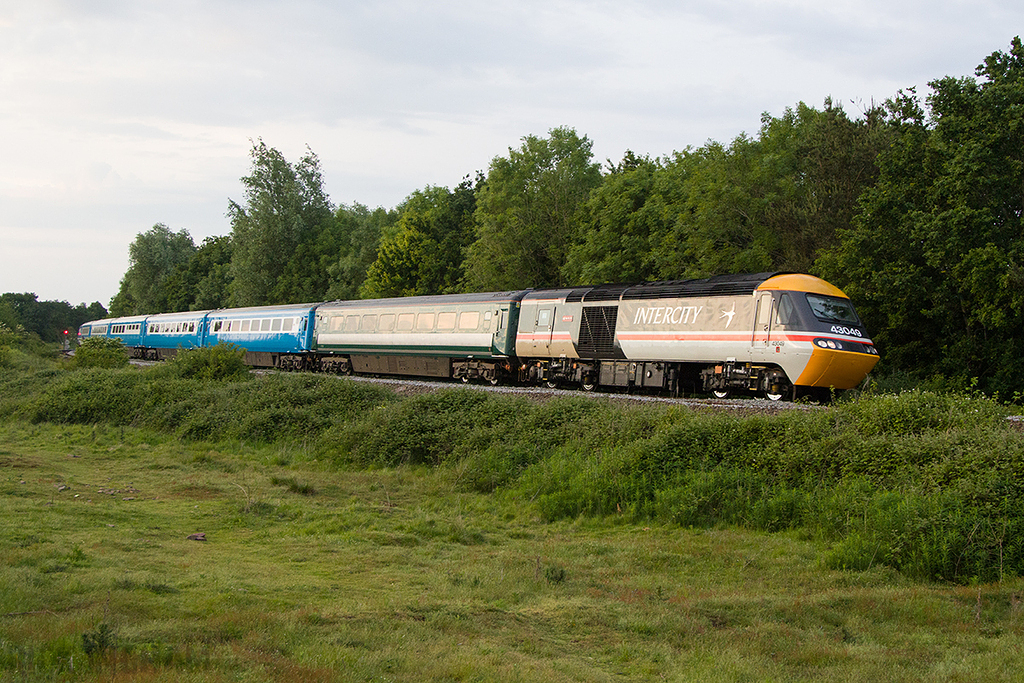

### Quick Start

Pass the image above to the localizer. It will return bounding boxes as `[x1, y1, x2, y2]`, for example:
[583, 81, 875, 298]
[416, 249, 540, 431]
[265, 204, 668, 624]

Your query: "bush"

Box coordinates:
[164, 343, 249, 381]
[73, 337, 129, 369]
[0, 345, 11, 369]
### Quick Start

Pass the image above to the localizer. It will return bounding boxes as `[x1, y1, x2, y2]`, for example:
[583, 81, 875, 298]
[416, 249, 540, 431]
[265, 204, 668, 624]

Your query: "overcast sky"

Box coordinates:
[1, 0, 1021, 307]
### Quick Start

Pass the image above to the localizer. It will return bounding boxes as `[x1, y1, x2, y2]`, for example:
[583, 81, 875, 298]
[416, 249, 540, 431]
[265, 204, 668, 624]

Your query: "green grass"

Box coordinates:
[2, 420, 1024, 682]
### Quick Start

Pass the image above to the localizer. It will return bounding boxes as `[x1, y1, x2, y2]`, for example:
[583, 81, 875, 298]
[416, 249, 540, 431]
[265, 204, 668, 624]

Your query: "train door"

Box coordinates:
[751, 292, 774, 355]
[535, 306, 555, 356]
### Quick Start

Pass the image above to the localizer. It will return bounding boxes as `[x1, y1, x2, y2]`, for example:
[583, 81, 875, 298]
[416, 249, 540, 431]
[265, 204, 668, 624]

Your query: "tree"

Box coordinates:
[463, 127, 602, 290]
[325, 203, 398, 300]
[0, 293, 106, 342]
[164, 235, 234, 311]
[360, 177, 479, 298]
[565, 104, 884, 288]
[821, 38, 1024, 393]
[563, 152, 667, 284]
[109, 224, 197, 316]
[228, 140, 338, 306]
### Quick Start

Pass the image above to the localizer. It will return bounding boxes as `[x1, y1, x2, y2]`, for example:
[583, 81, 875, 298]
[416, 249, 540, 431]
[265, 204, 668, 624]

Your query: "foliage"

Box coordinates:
[0, 292, 105, 343]
[326, 202, 398, 300]
[10, 339, 1024, 585]
[819, 38, 1024, 394]
[228, 139, 339, 306]
[72, 337, 129, 369]
[109, 224, 197, 316]
[463, 126, 603, 290]
[163, 235, 234, 311]
[563, 151, 666, 284]
[163, 343, 249, 381]
[566, 102, 885, 285]
[360, 177, 480, 298]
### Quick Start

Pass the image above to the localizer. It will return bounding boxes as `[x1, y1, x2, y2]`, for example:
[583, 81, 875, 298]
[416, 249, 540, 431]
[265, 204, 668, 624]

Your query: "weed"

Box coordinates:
[82, 623, 115, 657]
[544, 565, 568, 584]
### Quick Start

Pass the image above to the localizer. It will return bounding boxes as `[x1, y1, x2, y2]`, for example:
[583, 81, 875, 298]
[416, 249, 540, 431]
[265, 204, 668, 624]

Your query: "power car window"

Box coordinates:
[806, 294, 860, 326]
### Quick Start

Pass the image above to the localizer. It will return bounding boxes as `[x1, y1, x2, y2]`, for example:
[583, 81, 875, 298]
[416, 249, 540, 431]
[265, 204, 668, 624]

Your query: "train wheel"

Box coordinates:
[765, 390, 784, 401]
[581, 379, 596, 392]
[545, 380, 558, 389]
[488, 376, 499, 386]
[461, 375, 470, 384]
[712, 390, 730, 399]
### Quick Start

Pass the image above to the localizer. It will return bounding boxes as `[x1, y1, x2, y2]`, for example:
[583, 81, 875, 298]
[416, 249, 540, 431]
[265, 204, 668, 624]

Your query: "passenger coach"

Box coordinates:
[312, 291, 528, 383]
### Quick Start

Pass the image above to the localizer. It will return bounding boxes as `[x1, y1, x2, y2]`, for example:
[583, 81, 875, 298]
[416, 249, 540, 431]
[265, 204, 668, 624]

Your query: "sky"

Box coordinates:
[1, 0, 1021, 308]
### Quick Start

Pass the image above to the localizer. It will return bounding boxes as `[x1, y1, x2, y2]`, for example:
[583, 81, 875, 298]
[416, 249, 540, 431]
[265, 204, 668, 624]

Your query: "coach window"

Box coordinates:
[213, 321, 222, 332]
[458, 311, 479, 330]
[259, 319, 271, 331]
[379, 313, 395, 331]
[282, 318, 293, 332]
[437, 312, 456, 330]
[239, 320, 249, 332]
[269, 318, 281, 332]
[361, 314, 377, 331]
[397, 313, 415, 331]
[343, 315, 358, 332]
[417, 313, 435, 331]
[537, 308, 551, 328]
[329, 316, 345, 332]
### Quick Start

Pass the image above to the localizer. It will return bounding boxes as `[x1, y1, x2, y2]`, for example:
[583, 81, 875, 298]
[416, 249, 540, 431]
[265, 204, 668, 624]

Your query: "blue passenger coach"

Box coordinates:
[75, 316, 147, 356]
[143, 310, 210, 359]
[204, 303, 320, 369]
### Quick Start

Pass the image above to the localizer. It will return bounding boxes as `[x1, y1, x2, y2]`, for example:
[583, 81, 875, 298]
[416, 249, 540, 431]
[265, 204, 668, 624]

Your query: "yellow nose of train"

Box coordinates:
[758, 274, 879, 390]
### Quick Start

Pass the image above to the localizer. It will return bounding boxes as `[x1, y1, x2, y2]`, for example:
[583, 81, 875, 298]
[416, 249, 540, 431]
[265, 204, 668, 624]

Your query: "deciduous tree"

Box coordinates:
[228, 140, 338, 306]
[463, 127, 602, 290]
[110, 224, 197, 315]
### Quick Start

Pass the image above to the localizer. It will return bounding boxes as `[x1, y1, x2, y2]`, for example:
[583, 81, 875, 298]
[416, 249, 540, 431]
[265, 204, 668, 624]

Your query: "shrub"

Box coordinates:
[0, 345, 11, 369]
[73, 337, 129, 369]
[165, 343, 249, 381]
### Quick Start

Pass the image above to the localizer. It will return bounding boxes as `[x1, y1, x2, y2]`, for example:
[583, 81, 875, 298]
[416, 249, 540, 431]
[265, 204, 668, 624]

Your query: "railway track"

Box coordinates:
[130, 358, 820, 411]
[319, 373, 819, 412]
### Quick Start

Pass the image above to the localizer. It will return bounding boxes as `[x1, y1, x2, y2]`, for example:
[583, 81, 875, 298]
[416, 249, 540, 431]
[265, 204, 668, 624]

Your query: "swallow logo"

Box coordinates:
[721, 304, 736, 328]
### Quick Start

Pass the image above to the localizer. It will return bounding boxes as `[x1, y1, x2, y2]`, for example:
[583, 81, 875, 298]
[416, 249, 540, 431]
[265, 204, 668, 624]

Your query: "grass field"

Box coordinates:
[3, 416, 1023, 682]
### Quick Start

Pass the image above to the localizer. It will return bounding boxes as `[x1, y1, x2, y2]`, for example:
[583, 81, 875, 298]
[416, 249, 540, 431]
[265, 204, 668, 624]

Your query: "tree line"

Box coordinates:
[0, 293, 106, 343]
[109, 39, 1024, 396]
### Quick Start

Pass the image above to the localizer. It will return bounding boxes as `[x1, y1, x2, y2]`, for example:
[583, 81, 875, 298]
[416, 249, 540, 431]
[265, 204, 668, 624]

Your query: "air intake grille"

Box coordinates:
[578, 306, 622, 358]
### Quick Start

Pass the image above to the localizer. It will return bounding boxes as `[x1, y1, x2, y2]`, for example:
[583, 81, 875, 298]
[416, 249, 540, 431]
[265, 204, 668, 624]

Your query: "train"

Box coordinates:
[77, 272, 879, 400]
